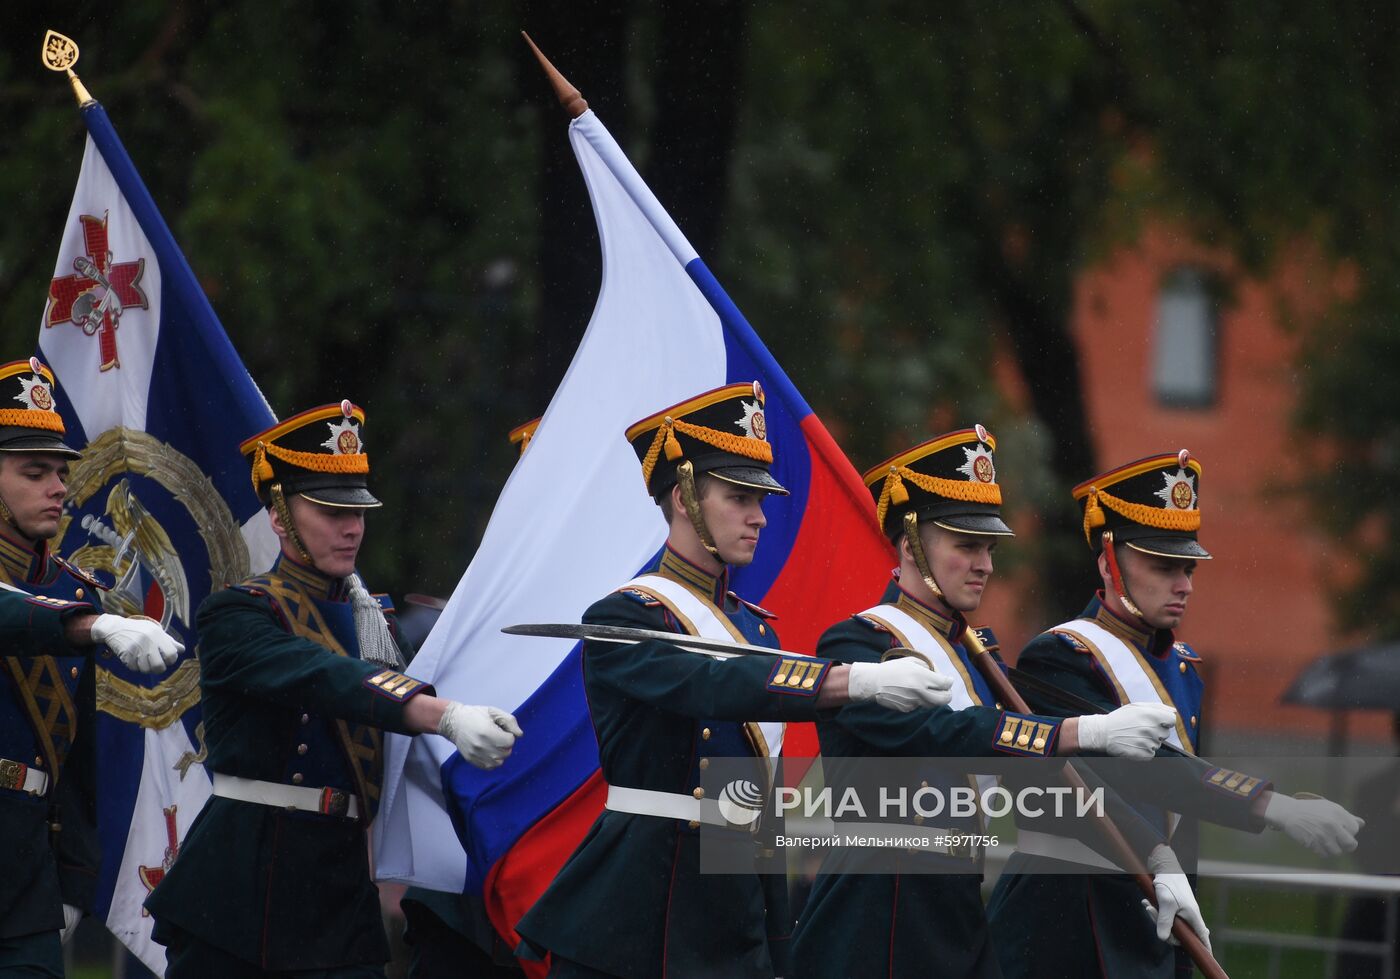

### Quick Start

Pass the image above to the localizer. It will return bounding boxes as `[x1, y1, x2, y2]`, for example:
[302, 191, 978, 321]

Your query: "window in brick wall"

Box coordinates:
[1152, 267, 1219, 408]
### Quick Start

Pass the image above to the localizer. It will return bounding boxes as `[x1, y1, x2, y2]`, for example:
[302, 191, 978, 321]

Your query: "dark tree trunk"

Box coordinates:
[520, 0, 633, 412]
[647, 0, 748, 263]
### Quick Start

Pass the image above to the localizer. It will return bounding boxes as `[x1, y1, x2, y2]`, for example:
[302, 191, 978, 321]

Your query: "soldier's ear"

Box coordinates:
[267, 505, 287, 541]
[897, 532, 913, 563]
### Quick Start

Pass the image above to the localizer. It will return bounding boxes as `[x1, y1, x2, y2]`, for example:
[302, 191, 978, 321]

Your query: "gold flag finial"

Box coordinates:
[41, 30, 96, 108]
[521, 32, 588, 119]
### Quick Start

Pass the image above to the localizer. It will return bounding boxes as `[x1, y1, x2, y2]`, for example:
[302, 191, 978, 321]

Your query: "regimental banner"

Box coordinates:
[40, 102, 279, 973]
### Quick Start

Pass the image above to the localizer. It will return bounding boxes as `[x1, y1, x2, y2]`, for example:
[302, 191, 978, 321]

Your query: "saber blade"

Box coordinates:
[502, 622, 809, 660]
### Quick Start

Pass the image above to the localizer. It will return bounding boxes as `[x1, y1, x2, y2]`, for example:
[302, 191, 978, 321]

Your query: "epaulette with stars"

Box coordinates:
[1173, 641, 1202, 663]
[226, 582, 292, 630]
[1050, 629, 1092, 654]
[617, 587, 663, 607]
[854, 614, 890, 632]
[53, 555, 108, 592]
[729, 593, 776, 619]
[970, 625, 999, 654]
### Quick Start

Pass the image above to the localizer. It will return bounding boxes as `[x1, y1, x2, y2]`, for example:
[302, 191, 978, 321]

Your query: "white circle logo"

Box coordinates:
[717, 779, 765, 827]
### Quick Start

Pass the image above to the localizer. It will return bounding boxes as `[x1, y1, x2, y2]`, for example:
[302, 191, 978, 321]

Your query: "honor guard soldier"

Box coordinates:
[515, 382, 955, 978]
[987, 451, 1363, 978]
[789, 428, 1178, 979]
[0, 358, 181, 977]
[145, 401, 524, 978]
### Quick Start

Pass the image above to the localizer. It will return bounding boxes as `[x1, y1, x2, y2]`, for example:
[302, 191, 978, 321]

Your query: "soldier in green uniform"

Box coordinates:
[987, 450, 1363, 978]
[789, 427, 1181, 979]
[0, 357, 183, 977]
[145, 400, 525, 978]
[515, 382, 958, 978]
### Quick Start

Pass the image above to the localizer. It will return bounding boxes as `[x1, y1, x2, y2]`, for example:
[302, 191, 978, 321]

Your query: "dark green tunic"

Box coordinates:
[145, 555, 426, 973]
[516, 549, 834, 978]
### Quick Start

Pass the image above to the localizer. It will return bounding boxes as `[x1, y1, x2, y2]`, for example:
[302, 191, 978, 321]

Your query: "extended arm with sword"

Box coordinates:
[505, 621, 1230, 979]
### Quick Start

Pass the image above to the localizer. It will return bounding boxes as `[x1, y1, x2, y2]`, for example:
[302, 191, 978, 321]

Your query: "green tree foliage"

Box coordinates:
[2, 3, 542, 593]
[2, 2, 1397, 632]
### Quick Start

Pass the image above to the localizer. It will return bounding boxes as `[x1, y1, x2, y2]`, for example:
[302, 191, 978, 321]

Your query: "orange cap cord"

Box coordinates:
[876, 465, 1001, 532]
[0, 408, 65, 433]
[1101, 531, 1144, 621]
[1081, 485, 1199, 546]
[251, 440, 369, 495]
[639, 415, 773, 490]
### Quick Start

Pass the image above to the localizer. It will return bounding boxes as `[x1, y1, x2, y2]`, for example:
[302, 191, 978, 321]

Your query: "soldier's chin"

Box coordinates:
[719, 545, 758, 568]
[21, 516, 61, 542]
[1147, 609, 1185, 630]
[951, 590, 984, 613]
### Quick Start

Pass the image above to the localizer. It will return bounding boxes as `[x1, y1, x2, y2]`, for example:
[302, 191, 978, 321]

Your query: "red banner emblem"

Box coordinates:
[136, 804, 180, 915]
[46, 212, 149, 371]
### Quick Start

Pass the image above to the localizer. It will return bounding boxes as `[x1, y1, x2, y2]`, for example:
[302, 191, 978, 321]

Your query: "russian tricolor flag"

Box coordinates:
[375, 100, 892, 962]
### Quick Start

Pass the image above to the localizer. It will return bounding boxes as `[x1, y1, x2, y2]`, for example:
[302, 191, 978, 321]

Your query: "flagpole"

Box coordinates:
[40, 30, 96, 108]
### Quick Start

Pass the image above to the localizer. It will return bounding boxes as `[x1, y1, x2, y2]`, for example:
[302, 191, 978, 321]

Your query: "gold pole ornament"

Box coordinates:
[41, 31, 96, 108]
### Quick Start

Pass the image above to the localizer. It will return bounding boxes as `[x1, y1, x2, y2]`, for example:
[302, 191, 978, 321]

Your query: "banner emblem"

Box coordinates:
[46, 212, 149, 371]
[136, 805, 180, 915]
[59, 428, 247, 634]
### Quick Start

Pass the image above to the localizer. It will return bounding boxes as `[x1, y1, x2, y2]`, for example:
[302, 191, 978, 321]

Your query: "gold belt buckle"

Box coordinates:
[0, 758, 27, 792]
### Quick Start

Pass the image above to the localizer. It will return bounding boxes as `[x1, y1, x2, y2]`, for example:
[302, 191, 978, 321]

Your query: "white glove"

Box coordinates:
[60, 903, 82, 945]
[90, 614, 183, 674]
[1076, 702, 1176, 759]
[1141, 844, 1211, 950]
[847, 659, 955, 712]
[438, 703, 522, 769]
[1263, 792, 1365, 857]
